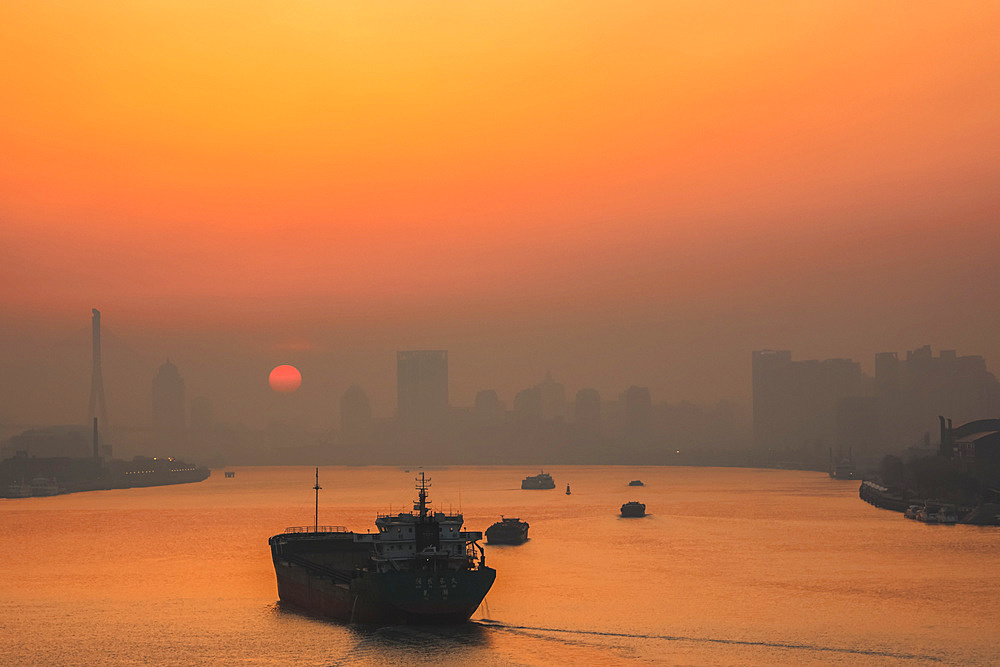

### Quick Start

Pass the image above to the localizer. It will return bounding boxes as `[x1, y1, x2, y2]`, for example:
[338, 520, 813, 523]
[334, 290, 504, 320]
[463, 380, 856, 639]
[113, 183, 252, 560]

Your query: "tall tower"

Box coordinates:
[396, 350, 449, 432]
[152, 360, 186, 431]
[88, 308, 109, 430]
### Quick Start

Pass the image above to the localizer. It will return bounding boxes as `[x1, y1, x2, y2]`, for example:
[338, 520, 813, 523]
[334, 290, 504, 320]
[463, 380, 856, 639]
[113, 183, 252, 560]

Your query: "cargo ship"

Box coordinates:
[269, 471, 495, 625]
[521, 471, 555, 489]
[485, 517, 529, 545]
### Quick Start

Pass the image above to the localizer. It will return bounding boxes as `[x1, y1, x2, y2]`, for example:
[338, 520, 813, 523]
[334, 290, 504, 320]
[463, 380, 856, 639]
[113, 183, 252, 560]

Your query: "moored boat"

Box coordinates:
[30, 477, 60, 496]
[937, 504, 959, 524]
[916, 503, 941, 523]
[3, 480, 32, 498]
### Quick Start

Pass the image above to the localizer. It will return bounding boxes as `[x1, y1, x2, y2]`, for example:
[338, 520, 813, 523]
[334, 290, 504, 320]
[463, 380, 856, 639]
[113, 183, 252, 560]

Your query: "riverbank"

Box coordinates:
[859, 480, 999, 525]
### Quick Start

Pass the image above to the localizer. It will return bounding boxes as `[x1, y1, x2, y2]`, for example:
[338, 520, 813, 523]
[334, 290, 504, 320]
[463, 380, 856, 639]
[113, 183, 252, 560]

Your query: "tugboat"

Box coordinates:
[620, 501, 646, 517]
[628, 480, 644, 487]
[485, 517, 529, 545]
[521, 471, 555, 490]
[269, 470, 495, 625]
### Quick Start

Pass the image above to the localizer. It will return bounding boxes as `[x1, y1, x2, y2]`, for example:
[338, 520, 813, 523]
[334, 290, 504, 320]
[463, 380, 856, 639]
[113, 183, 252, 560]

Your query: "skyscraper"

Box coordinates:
[341, 385, 373, 443]
[396, 350, 449, 432]
[152, 360, 186, 431]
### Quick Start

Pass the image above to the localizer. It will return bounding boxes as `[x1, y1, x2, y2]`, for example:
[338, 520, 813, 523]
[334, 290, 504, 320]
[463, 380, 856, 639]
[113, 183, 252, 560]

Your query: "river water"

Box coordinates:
[1, 466, 997, 665]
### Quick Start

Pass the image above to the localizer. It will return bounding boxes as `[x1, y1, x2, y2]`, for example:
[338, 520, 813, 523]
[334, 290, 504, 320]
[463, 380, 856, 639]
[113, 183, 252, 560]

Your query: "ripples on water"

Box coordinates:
[1, 466, 997, 665]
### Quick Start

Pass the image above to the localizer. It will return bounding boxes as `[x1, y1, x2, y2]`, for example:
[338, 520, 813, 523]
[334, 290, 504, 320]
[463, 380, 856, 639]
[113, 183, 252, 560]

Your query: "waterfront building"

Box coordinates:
[876, 346, 1000, 450]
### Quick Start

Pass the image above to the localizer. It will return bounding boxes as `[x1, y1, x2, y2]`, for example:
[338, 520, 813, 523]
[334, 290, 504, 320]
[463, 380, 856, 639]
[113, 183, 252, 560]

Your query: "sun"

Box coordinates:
[269, 365, 302, 393]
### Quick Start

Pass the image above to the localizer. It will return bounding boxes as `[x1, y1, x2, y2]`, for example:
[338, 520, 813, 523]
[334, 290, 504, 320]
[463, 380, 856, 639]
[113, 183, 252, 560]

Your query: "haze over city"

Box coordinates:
[4, 3, 1000, 664]
[2, 2, 998, 439]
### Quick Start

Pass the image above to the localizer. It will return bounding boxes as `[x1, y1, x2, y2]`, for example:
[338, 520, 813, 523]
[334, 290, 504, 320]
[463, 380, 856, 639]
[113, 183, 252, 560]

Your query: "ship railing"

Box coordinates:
[284, 525, 348, 534]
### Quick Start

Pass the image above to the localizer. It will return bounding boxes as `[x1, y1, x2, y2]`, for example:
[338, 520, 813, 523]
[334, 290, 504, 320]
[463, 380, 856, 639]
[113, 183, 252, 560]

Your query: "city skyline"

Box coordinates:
[2, 3, 998, 440]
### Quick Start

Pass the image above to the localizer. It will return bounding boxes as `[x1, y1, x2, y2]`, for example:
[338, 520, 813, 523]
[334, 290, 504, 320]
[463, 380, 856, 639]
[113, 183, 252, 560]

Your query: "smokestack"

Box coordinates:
[939, 416, 951, 458]
[93, 417, 99, 460]
[88, 309, 109, 431]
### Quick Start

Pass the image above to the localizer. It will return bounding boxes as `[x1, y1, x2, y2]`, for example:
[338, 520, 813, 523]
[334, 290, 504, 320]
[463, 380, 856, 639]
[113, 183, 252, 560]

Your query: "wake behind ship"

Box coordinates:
[269, 472, 495, 625]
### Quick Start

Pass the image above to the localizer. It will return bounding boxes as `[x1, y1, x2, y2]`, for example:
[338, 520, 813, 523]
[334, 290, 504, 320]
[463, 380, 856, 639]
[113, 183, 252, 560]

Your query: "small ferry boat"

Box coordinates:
[620, 501, 646, 517]
[628, 480, 644, 487]
[521, 471, 555, 490]
[485, 517, 529, 545]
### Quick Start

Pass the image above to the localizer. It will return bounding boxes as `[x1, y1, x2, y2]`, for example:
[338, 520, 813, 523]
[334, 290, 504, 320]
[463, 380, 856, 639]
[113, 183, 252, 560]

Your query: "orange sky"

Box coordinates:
[1, 2, 999, 426]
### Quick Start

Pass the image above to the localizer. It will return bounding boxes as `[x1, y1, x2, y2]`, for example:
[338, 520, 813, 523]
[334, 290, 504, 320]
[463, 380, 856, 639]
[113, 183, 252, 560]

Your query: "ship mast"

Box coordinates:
[414, 471, 431, 519]
[313, 467, 321, 532]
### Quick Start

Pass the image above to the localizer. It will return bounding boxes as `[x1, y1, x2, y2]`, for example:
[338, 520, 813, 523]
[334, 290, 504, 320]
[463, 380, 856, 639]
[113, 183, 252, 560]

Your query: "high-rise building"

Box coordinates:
[573, 388, 602, 432]
[341, 385, 373, 443]
[537, 372, 567, 421]
[622, 386, 652, 433]
[474, 389, 504, 421]
[189, 396, 214, 430]
[152, 360, 186, 431]
[396, 350, 449, 432]
[874, 346, 1000, 449]
[751, 350, 863, 454]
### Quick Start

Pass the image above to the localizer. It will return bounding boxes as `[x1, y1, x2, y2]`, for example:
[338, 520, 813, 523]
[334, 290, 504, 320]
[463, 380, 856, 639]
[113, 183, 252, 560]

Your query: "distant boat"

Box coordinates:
[485, 517, 529, 545]
[224, 471, 236, 479]
[521, 471, 555, 490]
[628, 480, 644, 487]
[828, 448, 857, 479]
[620, 501, 646, 518]
[566, 484, 571, 495]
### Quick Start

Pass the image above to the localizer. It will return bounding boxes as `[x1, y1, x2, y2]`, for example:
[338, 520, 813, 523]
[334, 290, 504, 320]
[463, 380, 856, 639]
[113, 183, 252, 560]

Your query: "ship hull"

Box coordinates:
[273, 559, 496, 625]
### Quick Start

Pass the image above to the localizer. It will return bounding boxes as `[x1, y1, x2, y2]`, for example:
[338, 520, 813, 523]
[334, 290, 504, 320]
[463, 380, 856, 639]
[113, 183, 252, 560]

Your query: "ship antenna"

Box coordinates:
[313, 467, 321, 532]
[414, 471, 431, 519]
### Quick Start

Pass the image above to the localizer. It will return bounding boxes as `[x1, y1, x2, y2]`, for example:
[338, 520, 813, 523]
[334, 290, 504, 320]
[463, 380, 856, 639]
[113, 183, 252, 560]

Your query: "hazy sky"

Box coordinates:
[2, 2, 998, 429]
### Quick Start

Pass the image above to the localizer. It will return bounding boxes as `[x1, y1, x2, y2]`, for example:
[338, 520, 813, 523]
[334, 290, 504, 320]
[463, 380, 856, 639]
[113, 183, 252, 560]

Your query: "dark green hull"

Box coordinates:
[273, 555, 496, 624]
